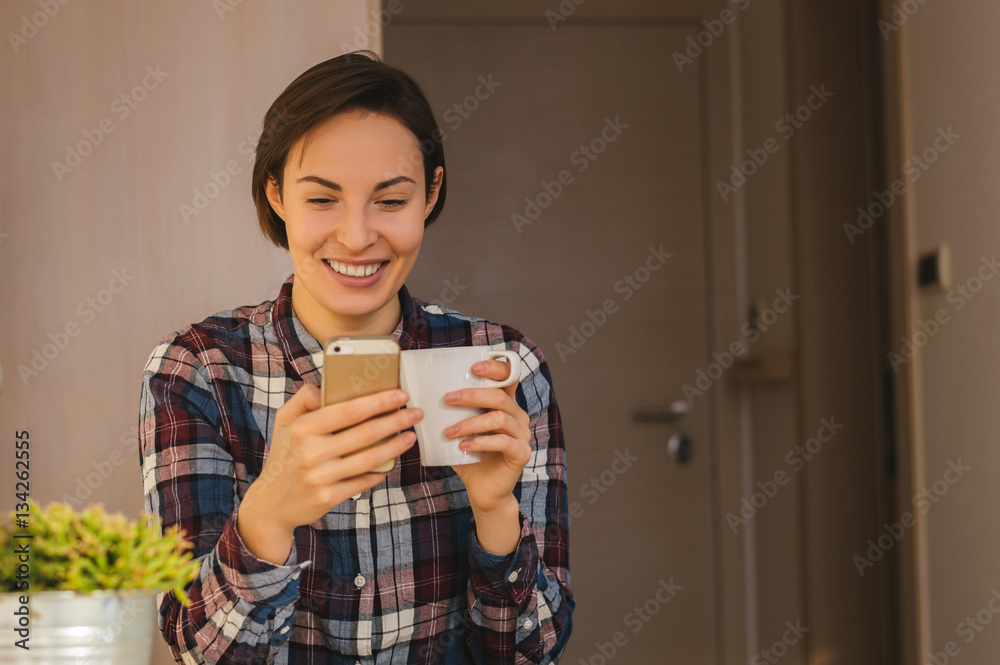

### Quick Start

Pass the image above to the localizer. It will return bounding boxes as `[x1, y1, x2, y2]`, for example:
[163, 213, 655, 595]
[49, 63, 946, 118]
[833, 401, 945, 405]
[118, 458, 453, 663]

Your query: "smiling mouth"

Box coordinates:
[323, 259, 386, 277]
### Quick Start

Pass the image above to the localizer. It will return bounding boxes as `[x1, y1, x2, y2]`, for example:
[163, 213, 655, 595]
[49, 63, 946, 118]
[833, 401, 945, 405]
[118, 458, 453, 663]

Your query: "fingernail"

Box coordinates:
[444, 424, 457, 435]
[473, 361, 487, 371]
[445, 391, 459, 401]
[410, 408, 423, 420]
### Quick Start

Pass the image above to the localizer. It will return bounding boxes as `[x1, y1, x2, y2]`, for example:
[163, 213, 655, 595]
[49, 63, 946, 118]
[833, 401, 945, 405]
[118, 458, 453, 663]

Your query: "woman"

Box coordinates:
[139, 51, 573, 664]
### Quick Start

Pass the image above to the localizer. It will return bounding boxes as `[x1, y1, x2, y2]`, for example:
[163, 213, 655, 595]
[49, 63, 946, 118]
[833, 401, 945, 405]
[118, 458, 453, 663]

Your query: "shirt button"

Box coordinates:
[354, 574, 366, 589]
[352, 492, 362, 500]
[280, 625, 290, 635]
[508, 571, 518, 583]
[523, 619, 533, 630]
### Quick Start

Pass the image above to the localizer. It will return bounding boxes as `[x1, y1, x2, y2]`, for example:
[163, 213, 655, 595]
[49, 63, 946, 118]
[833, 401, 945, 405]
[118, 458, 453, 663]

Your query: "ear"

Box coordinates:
[424, 166, 444, 218]
[265, 174, 287, 221]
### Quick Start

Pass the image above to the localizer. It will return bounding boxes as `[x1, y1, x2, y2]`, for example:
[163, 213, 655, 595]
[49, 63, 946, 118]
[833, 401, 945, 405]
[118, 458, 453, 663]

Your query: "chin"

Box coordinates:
[324, 290, 395, 316]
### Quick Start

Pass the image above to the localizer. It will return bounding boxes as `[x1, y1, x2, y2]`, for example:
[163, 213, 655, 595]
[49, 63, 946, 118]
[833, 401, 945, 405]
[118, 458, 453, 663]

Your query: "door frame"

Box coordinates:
[375, 1, 754, 661]
[879, 0, 927, 661]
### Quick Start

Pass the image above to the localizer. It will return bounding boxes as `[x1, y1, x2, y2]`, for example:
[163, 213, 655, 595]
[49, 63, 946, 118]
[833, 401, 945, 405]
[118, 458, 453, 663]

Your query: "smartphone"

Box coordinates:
[322, 336, 401, 473]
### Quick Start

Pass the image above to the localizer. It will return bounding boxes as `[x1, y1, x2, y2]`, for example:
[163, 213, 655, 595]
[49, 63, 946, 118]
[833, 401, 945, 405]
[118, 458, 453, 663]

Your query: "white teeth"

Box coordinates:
[326, 259, 383, 277]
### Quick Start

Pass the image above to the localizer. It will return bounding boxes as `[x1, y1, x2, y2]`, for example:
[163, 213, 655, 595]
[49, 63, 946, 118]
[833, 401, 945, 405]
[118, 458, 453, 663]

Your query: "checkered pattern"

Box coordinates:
[138, 276, 573, 664]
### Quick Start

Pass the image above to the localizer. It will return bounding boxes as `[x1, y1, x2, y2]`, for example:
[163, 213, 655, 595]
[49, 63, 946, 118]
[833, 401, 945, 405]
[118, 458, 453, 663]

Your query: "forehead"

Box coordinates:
[288, 111, 424, 181]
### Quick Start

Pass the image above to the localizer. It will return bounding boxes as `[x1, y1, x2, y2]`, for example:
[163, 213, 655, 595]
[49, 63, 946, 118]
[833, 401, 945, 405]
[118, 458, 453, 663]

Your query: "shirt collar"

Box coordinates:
[270, 275, 425, 384]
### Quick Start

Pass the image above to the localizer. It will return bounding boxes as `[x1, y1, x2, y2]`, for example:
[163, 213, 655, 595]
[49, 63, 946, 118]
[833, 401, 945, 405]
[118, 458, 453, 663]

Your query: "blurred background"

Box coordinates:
[1, 0, 996, 663]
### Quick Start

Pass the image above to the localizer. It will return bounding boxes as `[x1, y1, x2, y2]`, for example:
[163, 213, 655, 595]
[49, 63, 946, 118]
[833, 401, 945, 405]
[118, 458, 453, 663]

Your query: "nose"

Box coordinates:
[334, 201, 378, 252]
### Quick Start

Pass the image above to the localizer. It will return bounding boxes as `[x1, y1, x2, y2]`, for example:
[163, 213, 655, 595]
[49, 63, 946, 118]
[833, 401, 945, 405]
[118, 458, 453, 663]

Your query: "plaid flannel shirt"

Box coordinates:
[138, 276, 573, 664]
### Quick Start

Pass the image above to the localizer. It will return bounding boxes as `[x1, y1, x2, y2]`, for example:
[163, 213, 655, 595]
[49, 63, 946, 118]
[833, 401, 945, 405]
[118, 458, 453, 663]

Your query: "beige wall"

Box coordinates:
[892, 1, 1000, 661]
[0, 1, 371, 662]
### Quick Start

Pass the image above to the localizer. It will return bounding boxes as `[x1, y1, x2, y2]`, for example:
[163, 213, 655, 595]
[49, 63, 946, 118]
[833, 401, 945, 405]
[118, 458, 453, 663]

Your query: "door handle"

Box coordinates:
[633, 401, 693, 465]
[632, 400, 691, 424]
[667, 434, 693, 465]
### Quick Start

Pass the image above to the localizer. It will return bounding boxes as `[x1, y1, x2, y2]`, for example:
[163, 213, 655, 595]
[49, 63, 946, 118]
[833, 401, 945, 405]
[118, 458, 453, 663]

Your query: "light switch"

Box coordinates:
[918, 243, 950, 290]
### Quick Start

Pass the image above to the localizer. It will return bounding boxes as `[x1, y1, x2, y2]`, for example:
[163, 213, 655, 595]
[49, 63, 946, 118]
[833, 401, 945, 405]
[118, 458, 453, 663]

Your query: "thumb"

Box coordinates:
[275, 384, 321, 429]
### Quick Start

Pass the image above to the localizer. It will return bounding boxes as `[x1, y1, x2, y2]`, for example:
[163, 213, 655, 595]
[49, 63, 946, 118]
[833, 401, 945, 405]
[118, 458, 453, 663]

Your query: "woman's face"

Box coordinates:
[266, 110, 442, 336]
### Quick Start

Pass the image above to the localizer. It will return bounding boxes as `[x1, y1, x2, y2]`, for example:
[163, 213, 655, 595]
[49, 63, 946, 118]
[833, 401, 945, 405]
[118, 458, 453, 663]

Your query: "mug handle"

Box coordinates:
[479, 350, 521, 388]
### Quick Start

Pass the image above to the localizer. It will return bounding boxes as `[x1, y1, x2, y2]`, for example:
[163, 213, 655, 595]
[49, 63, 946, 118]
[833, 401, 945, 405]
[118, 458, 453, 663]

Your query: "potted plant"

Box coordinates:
[0, 500, 200, 664]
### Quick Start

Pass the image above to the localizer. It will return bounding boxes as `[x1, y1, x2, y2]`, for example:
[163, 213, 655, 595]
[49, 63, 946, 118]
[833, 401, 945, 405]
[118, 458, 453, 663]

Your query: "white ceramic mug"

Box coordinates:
[399, 346, 521, 466]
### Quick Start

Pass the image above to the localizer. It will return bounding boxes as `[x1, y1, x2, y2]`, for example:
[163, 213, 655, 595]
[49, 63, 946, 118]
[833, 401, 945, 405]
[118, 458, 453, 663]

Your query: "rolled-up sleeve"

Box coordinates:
[139, 339, 310, 664]
[466, 336, 574, 664]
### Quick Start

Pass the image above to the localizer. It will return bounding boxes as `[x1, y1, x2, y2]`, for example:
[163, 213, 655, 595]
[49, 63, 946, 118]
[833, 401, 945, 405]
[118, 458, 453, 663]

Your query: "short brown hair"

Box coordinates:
[251, 51, 447, 249]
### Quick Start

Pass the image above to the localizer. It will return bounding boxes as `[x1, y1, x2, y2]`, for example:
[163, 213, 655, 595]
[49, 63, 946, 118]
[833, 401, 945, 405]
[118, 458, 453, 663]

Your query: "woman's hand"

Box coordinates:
[445, 358, 531, 554]
[237, 384, 421, 564]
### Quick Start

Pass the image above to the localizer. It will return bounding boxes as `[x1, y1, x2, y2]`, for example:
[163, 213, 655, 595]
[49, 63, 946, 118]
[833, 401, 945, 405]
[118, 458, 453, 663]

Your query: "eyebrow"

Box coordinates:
[295, 175, 416, 191]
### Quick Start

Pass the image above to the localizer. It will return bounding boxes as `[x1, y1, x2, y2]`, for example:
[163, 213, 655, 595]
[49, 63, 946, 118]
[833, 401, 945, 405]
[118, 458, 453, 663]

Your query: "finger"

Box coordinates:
[458, 433, 532, 466]
[472, 358, 521, 398]
[336, 470, 399, 498]
[299, 388, 410, 435]
[444, 409, 522, 440]
[309, 467, 407, 513]
[445, 386, 520, 416]
[471, 359, 514, 382]
[327, 407, 423, 458]
[328, 430, 418, 479]
[275, 384, 322, 428]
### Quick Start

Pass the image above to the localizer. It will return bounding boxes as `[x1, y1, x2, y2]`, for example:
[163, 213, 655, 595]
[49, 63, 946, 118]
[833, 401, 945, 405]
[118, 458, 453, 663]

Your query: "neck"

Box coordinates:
[291, 285, 403, 343]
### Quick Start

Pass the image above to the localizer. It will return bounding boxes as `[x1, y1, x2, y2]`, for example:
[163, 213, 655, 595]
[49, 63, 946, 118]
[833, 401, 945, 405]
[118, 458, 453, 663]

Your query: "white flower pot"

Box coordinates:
[0, 590, 157, 664]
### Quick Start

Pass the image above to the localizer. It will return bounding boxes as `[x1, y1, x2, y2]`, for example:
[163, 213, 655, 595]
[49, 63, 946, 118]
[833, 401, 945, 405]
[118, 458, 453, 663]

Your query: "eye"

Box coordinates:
[379, 199, 407, 209]
[307, 197, 335, 206]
